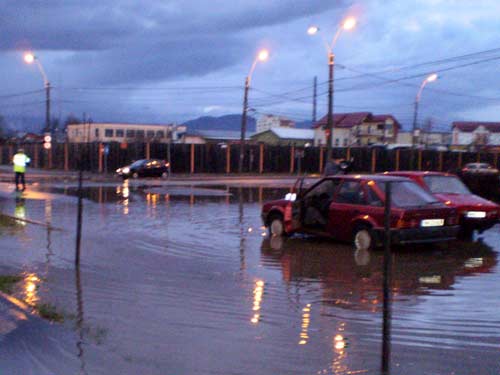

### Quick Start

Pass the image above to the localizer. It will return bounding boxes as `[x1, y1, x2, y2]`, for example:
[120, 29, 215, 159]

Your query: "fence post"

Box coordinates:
[417, 150, 422, 171]
[476, 152, 480, 162]
[259, 143, 264, 174]
[395, 149, 400, 171]
[458, 152, 462, 168]
[98, 142, 103, 173]
[346, 147, 350, 161]
[319, 147, 324, 174]
[48, 147, 52, 169]
[8, 145, 13, 163]
[226, 144, 231, 174]
[438, 152, 443, 171]
[190, 144, 195, 174]
[146, 142, 150, 159]
[64, 142, 69, 171]
[494, 153, 498, 168]
[32, 144, 38, 168]
[290, 145, 295, 174]
[371, 148, 376, 173]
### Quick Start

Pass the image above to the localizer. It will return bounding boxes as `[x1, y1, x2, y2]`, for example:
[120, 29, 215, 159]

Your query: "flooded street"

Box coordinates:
[1, 181, 500, 375]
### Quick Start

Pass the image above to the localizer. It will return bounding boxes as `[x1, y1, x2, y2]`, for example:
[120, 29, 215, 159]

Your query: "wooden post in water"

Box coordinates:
[381, 182, 392, 374]
[75, 160, 84, 267]
[290, 145, 295, 174]
[395, 149, 400, 171]
[417, 150, 422, 171]
[146, 141, 150, 160]
[438, 152, 443, 171]
[458, 152, 462, 169]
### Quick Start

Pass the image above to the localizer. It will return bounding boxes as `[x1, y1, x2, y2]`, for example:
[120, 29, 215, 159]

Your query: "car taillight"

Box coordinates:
[284, 205, 292, 221]
[396, 217, 419, 228]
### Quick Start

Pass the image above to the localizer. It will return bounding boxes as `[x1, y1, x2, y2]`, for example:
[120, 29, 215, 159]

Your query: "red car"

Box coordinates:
[261, 175, 459, 250]
[383, 171, 500, 237]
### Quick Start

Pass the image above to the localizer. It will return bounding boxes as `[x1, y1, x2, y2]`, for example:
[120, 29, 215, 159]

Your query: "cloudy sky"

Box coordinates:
[1, 0, 499, 132]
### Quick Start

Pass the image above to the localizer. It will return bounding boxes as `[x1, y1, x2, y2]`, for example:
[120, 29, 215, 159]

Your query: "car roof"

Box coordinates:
[381, 171, 454, 177]
[324, 174, 410, 182]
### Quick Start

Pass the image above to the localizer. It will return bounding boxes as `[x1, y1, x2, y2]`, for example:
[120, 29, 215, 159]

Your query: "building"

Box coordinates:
[66, 123, 186, 143]
[182, 130, 253, 145]
[452, 121, 500, 149]
[256, 114, 295, 134]
[313, 112, 400, 147]
[251, 128, 314, 147]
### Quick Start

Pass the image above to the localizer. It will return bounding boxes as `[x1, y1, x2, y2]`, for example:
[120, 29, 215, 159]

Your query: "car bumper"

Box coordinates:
[376, 225, 460, 245]
[461, 218, 498, 232]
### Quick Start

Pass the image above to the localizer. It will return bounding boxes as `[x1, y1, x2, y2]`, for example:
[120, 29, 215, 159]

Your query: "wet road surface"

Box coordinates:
[0, 180, 499, 374]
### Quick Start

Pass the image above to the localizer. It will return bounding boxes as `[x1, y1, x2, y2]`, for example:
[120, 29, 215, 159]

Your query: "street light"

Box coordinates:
[308, 17, 356, 160]
[412, 73, 438, 148]
[239, 48, 269, 173]
[24, 52, 51, 134]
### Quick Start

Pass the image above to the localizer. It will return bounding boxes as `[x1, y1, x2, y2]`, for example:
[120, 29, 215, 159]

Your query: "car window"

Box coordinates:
[366, 186, 383, 206]
[304, 179, 340, 201]
[423, 175, 470, 194]
[334, 181, 364, 204]
[377, 181, 440, 207]
[131, 159, 147, 168]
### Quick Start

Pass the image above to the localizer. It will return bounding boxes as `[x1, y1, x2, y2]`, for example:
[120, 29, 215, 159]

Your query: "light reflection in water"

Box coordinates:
[121, 180, 130, 215]
[332, 323, 348, 374]
[298, 303, 311, 345]
[14, 198, 26, 226]
[251, 280, 264, 324]
[23, 273, 40, 306]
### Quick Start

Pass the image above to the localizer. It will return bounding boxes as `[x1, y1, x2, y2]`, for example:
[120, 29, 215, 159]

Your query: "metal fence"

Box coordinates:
[0, 142, 495, 175]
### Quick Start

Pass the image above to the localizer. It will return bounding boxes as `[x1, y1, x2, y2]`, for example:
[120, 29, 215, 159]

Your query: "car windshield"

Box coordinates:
[423, 175, 471, 194]
[130, 159, 147, 168]
[377, 180, 440, 207]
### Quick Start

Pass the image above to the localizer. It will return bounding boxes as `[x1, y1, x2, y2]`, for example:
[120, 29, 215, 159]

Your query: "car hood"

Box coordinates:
[434, 193, 499, 209]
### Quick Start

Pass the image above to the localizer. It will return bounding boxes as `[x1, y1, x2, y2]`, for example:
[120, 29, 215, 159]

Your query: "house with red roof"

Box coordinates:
[313, 112, 401, 147]
[452, 121, 500, 149]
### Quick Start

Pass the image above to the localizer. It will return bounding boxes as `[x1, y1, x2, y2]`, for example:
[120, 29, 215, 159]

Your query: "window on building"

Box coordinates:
[156, 130, 165, 138]
[126, 129, 135, 137]
[343, 138, 348, 146]
[147, 130, 155, 138]
[335, 138, 339, 146]
[377, 124, 384, 130]
[105, 129, 113, 137]
[136, 130, 145, 138]
[368, 125, 371, 134]
[95, 128, 99, 137]
[116, 129, 124, 137]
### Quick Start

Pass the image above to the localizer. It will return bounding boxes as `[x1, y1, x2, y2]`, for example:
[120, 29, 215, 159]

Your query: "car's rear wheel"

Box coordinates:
[161, 171, 169, 179]
[268, 214, 285, 237]
[132, 172, 139, 179]
[353, 225, 374, 251]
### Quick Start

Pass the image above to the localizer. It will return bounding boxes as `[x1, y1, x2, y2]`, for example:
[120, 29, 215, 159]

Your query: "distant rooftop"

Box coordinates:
[269, 128, 314, 140]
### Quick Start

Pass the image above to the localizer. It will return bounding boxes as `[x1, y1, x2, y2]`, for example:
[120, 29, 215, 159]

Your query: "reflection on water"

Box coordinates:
[250, 279, 264, 325]
[22, 273, 40, 306]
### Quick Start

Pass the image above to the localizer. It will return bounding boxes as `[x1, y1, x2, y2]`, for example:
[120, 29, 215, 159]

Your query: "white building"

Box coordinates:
[256, 114, 295, 134]
[452, 121, 500, 148]
[67, 123, 186, 143]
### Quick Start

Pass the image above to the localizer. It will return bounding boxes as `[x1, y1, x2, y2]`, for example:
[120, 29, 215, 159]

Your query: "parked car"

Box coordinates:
[382, 171, 500, 237]
[116, 159, 170, 179]
[461, 162, 498, 175]
[261, 175, 459, 251]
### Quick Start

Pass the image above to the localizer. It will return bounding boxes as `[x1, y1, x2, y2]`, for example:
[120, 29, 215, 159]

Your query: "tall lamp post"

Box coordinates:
[239, 49, 269, 174]
[412, 73, 438, 147]
[24, 52, 51, 134]
[410, 73, 437, 169]
[308, 17, 356, 161]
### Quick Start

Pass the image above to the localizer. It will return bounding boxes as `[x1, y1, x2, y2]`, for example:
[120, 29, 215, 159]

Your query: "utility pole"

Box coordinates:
[45, 82, 51, 134]
[326, 53, 335, 160]
[312, 76, 317, 125]
[239, 76, 250, 174]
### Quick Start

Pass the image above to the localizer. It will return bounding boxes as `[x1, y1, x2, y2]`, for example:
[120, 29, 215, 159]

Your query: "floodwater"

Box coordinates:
[0, 180, 500, 375]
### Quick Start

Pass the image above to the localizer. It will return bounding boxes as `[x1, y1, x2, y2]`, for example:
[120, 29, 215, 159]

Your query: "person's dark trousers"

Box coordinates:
[15, 172, 26, 191]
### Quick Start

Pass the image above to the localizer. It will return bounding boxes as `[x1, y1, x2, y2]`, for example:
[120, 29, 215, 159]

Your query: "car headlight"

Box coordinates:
[122, 167, 130, 174]
[116, 168, 122, 173]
